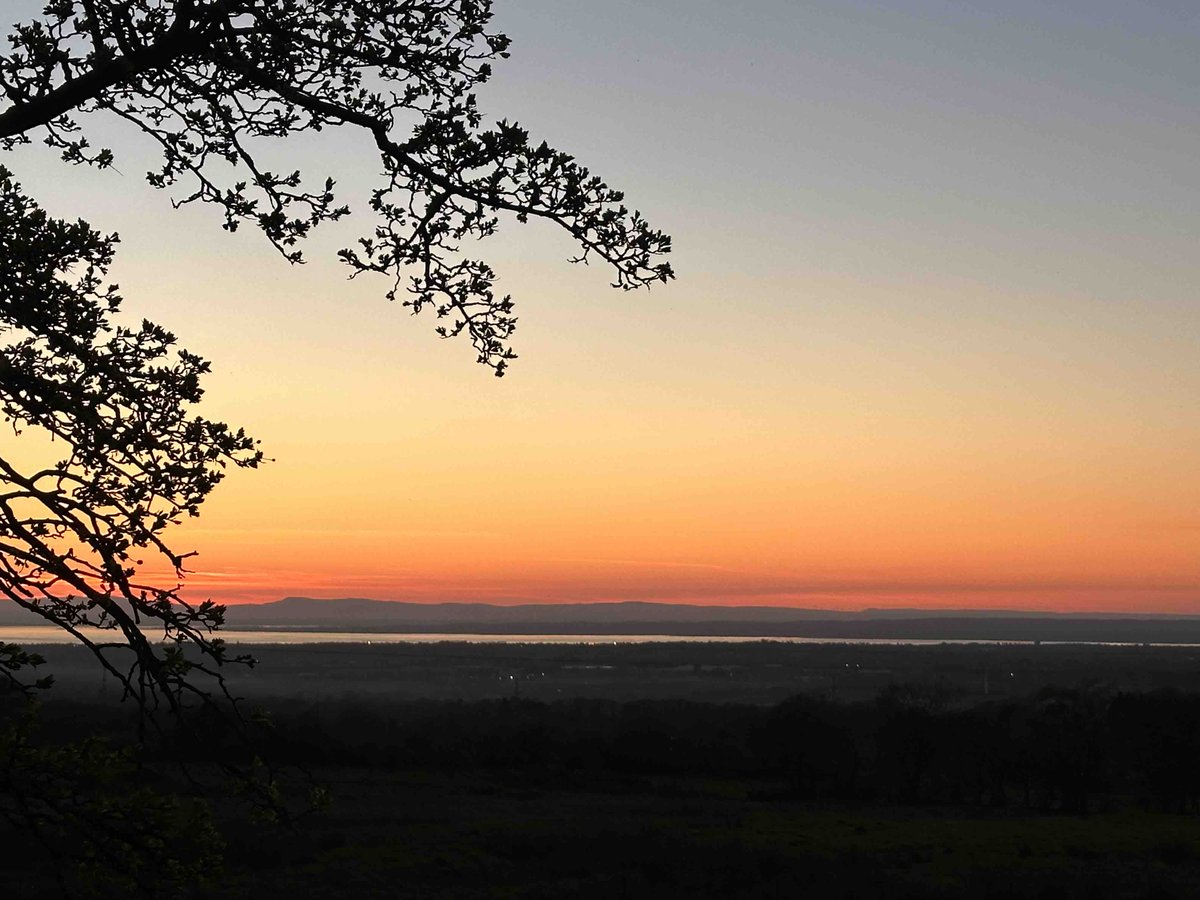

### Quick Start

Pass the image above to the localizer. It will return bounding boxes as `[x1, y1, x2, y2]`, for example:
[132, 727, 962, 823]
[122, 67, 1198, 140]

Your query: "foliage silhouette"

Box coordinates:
[0, 4, 673, 886]
[0, 701, 225, 898]
[0, 166, 277, 894]
[0, 0, 674, 375]
[246, 684, 1194, 815]
[1, 166, 262, 710]
[0, 0, 675, 697]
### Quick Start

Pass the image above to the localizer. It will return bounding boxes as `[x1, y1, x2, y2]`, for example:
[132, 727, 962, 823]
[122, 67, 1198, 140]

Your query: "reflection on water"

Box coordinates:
[0, 625, 1191, 648]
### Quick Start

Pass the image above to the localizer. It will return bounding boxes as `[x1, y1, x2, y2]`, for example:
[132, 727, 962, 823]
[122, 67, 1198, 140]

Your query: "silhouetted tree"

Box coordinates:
[0, 166, 266, 894]
[0, 0, 673, 374]
[757, 695, 862, 799]
[0, 701, 225, 897]
[0, 5, 673, 886]
[1, 166, 261, 709]
[1110, 690, 1200, 813]
[0, 1, 673, 693]
[1023, 685, 1111, 813]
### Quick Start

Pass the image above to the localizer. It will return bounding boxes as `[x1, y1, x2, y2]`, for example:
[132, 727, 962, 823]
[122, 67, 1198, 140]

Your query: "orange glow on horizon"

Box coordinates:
[6, 10, 1198, 617]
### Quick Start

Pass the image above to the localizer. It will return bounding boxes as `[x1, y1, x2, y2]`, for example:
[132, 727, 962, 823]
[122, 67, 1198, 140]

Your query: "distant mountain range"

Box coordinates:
[5, 597, 1200, 642]
[215, 597, 1200, 643]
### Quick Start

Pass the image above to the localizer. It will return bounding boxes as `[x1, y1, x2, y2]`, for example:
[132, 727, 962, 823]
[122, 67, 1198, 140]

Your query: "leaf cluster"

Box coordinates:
[0, 166, 262, 711]
[0, 705, 224, 897]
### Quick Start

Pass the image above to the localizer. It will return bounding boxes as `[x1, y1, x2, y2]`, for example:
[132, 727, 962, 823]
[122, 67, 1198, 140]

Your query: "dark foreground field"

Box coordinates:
[213, 769, 1200, 900]
[7, 640, 1200, 898]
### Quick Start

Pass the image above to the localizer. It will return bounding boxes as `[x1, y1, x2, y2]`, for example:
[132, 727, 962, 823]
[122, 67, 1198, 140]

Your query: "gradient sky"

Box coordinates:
[5, 0, 1199, 610]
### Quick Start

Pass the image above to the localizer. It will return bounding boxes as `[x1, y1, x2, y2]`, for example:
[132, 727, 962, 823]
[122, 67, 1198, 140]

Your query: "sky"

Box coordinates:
[4, 0, 1199, 611]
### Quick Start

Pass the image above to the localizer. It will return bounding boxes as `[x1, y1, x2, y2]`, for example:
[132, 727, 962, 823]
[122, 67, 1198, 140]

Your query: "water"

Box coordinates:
[0, 625, 1193, 647]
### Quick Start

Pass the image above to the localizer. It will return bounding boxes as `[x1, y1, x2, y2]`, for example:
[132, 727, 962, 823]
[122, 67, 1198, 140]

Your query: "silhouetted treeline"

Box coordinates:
[15, 681, 1200, 817]
[111, 684, 1200, 816]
